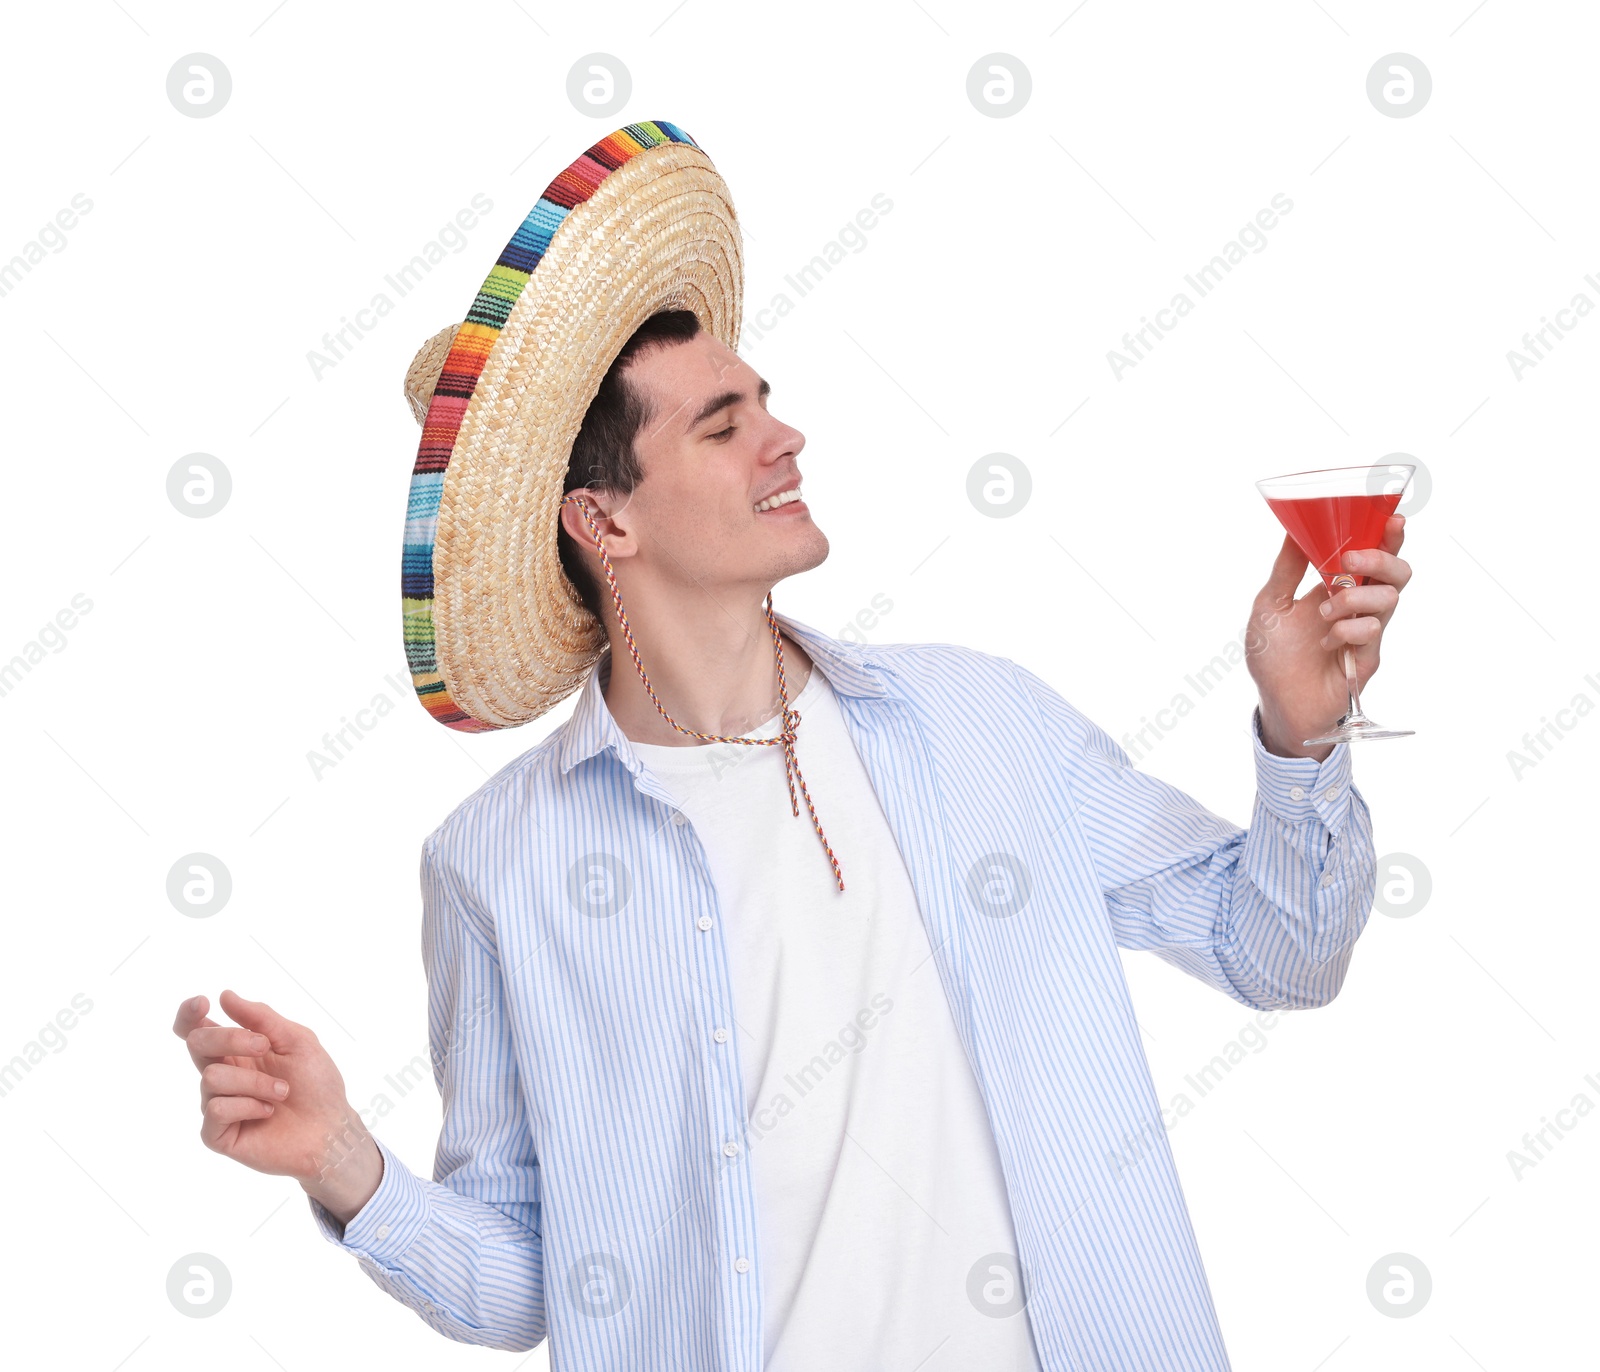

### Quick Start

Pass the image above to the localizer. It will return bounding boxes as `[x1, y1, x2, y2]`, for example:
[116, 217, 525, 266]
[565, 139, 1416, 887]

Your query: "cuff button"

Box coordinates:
[1289, 786, 1306, 800]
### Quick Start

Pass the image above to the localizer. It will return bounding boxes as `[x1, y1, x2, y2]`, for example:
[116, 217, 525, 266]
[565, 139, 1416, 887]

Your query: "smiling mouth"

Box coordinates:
[754, 485, 804, 513]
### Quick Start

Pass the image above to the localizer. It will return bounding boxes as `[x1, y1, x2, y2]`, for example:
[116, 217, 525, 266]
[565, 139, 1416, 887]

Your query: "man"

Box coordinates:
[174, 122, 1405, 1370]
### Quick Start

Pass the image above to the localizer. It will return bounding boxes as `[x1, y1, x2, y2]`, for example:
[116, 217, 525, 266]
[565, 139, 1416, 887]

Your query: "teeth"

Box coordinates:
[754, 487, 802, 512]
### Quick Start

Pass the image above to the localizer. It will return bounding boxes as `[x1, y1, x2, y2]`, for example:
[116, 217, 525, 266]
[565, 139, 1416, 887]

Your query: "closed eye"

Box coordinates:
[709, 425, 735, 441]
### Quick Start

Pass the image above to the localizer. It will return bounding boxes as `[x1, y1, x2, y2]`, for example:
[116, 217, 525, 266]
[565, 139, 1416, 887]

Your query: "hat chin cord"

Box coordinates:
[560, 492, 844, 892]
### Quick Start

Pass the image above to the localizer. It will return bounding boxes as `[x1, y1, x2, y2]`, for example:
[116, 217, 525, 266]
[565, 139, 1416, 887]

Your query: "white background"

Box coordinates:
[1, 2, 1593, 1368]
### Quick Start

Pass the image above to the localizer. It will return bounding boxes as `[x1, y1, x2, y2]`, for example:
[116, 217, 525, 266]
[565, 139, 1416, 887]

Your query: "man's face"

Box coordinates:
[563, 330, 828, 611]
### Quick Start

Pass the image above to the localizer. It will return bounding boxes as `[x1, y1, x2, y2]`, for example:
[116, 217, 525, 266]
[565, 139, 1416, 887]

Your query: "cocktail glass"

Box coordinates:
[1255, 463, 1415, 746]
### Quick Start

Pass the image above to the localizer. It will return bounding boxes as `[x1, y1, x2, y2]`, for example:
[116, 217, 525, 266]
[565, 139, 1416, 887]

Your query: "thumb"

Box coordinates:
[218, 989, 296, 1051]
[1261, 532, 1308, 604]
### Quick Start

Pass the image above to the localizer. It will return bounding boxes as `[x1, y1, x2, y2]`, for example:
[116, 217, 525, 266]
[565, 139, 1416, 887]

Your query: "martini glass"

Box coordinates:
[1255, 463, 1415, 746]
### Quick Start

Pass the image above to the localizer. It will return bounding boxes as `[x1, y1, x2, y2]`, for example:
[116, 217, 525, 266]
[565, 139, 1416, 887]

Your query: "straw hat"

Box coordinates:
[400, 120, 743, 733]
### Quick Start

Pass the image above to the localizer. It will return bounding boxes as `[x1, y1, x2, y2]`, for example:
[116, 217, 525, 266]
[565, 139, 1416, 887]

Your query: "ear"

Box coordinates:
[560, 488, 637, 560]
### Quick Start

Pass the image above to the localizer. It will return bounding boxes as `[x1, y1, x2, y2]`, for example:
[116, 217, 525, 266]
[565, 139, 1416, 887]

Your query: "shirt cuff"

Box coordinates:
[1251, 704, 1354, 834]
[306, 1134, 431, 1268]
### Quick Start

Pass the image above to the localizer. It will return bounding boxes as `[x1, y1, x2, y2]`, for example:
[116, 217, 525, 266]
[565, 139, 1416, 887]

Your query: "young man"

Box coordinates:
[174, 123, 1407, 1370]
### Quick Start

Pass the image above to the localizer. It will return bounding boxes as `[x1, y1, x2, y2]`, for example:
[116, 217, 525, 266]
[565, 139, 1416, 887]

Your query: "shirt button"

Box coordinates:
[723, 1141, 740, 1157]
[697, 914, 714, 931]
[713, 1026, 729, 1042]
[1289, 785, 1306, 801]
[375, 1224, 390, 1239]
[734, 1257, 751, 1273]
[1320, 872, 1336, 887]
[1323, 787, 1339, 801]
[672, 812, 687, 826]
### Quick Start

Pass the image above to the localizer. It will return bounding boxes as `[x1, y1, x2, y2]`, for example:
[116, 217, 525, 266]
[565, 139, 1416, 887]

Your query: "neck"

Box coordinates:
[598, 590, 813, 747]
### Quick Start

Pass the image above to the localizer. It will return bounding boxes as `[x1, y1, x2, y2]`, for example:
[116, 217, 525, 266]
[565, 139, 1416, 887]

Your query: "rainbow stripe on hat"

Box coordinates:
[401, 121, 701, 732]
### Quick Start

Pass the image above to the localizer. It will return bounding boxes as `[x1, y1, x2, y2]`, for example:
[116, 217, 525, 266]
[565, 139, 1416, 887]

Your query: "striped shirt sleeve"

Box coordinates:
[305, 836, 548, 1351]
[1011, 661, 1377, 1010]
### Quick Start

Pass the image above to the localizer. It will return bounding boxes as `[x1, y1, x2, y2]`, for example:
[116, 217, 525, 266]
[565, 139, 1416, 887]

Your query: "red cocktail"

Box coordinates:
[1255, 464, 1415, 746]
[1263, 491, 1405, 592]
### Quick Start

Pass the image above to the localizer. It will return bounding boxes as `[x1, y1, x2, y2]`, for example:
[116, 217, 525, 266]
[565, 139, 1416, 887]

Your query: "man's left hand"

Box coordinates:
[1245, 514, 1412, 761]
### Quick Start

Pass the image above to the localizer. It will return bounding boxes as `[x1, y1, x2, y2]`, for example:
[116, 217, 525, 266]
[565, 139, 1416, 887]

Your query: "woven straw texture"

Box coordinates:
[400, 121, 743, 732]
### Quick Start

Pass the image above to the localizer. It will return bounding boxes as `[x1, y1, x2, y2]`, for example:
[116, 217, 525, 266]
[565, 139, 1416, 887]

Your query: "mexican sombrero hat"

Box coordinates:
[400, 120, 743, 733]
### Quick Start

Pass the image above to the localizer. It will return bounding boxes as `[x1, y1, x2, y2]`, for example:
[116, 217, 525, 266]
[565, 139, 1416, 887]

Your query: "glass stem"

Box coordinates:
[1330, 573, 1366, 724]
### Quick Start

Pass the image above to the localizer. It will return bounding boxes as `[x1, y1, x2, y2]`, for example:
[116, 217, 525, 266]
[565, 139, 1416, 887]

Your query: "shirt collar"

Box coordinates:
[556, 609, 890, 778]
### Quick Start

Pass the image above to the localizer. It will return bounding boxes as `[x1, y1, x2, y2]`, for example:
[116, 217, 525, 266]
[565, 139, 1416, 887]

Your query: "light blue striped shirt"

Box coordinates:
[309, 612, 1375, 1370]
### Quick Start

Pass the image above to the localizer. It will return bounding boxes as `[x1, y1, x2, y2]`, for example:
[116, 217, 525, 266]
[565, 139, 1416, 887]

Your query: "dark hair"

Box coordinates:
[557, 309, 703, 624]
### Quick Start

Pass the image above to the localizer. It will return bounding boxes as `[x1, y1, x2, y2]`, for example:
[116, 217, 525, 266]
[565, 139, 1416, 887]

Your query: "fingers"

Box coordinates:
[200, 1091, 277, 1149]
[200, 1061, 289, 1112]
[173, 994, 206, 1038]
[1319, 614, 1383, 651]
[1381, 513, 1406, 554]
[1342, 543, 1411, 591]
[185, 1022, 274, 1074]
[1320, 582, 1398, 624]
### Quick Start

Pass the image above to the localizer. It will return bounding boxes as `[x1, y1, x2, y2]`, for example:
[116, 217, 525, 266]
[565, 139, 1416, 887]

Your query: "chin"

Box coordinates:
[767, 524, 829, 583]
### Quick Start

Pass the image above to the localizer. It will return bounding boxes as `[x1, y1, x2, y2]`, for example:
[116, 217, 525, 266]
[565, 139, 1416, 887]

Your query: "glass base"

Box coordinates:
[1303, 713, 1415, 746]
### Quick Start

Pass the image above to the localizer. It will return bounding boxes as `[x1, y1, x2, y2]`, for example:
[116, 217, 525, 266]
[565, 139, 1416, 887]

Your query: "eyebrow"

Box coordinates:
[685, 375, 770, 433]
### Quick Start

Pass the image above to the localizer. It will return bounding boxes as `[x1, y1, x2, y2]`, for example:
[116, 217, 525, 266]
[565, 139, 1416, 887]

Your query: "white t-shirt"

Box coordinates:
[628, 661, 1042, 1371]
